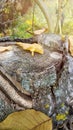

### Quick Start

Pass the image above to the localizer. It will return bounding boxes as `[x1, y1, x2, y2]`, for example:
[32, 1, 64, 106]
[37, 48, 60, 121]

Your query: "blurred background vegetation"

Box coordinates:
[0, 0, 73, 38]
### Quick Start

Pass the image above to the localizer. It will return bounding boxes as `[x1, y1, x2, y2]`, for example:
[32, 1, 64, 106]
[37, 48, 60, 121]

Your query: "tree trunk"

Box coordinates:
[34, 0, 51, 32]
[54, 0, 62, 35]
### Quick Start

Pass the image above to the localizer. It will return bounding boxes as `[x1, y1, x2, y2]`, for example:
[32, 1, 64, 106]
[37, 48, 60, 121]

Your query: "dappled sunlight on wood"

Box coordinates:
[0, 46, 12, 53]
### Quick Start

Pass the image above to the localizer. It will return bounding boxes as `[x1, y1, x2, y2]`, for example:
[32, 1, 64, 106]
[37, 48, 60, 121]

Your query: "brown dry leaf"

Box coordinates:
[16, 42, 44, 56]
[33, 28, 47, 35]
[0, 109, 52, 130]
[0, 46, 12, 53]
[68, 36, 73, 56]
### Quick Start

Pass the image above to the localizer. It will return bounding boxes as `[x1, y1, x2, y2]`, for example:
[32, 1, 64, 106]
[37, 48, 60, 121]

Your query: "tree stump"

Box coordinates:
[0, 34, 66, 121]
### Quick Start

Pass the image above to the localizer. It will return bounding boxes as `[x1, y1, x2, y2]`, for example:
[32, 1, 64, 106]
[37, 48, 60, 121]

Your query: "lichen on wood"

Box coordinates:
[0, 34, 66, 122]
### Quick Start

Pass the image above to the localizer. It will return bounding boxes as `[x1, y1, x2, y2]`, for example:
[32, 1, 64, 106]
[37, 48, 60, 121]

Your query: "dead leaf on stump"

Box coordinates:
[0, 46, 12, 53]
[33, 28, 48, 35]
[16, 42, 44, 56]
[0, 109, 52, 130]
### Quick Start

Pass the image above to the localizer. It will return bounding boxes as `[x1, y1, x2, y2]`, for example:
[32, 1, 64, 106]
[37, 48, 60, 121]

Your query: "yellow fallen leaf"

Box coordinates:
[68, 36, 73, 56]
[0, 46, 12, 53]
[0, 109, 52, 130]
[16, 42, 44, 56]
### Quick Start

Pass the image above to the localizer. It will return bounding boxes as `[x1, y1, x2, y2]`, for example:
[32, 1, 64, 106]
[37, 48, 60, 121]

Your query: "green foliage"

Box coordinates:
[11, 16, 32, 38]
[0, 0, 73, 38]
[63, 19, 73, 35]
[25, 6, 47, 29]
[11, 5, 48, 39]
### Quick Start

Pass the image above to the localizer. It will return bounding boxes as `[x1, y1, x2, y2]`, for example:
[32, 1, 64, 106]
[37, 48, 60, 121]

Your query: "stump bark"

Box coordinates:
[0, 34, 66, 121]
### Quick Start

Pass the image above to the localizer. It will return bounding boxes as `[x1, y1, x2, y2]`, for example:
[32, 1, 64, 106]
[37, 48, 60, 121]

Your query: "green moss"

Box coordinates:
[56, 113, 67, 121]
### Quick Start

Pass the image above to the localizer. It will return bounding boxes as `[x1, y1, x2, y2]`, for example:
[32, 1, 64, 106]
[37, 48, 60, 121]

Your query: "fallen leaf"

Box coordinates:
[0, 109, 52, 130]
[33, 28, 47, 35]
[0, 46, 12, 53]
[16, 42, 44, 56]
[68, 36, 73, 56]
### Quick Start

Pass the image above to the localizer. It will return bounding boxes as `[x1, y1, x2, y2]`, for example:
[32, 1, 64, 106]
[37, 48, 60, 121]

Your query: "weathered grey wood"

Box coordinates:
[33, 33, 64, 50]
[0, 67, 32, 108]
[0, 34, 66, 121]
[0, 67, 30, 96]
[0, 44, 63, 90]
